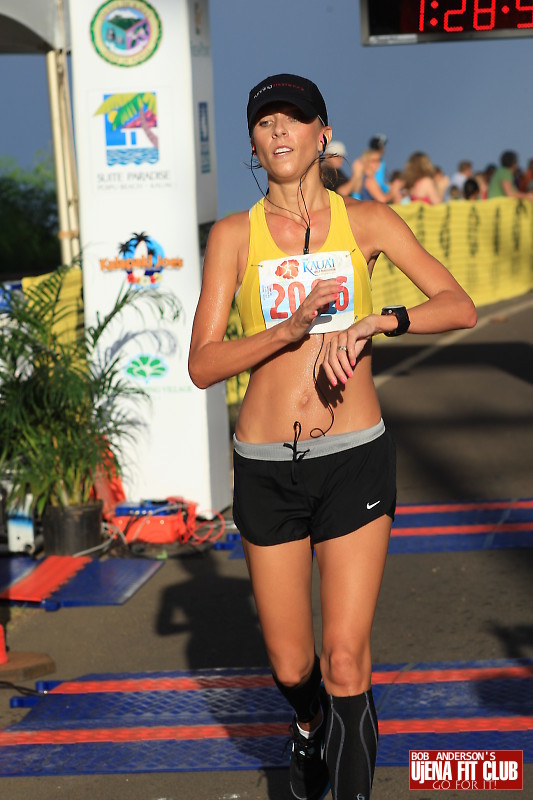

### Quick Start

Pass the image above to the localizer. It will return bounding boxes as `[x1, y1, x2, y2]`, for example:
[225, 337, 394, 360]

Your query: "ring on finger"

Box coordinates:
[337, 345, 348, 351]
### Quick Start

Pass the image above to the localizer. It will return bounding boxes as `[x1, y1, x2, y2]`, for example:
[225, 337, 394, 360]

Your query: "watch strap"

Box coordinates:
[381, 305, 411, 337]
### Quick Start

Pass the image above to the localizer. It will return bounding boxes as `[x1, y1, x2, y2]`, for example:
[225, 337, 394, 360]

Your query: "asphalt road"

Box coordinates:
[1, 292, 532, 799]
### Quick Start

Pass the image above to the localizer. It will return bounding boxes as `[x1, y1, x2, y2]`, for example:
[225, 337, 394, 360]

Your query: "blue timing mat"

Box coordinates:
[0, 659, 531, 776]
[390, 498, 533, 554]
[0, 556, 163, 609]
[45, 558, 164, 608]
[229, 498, 533, 558]
[0, 556, 37, 592]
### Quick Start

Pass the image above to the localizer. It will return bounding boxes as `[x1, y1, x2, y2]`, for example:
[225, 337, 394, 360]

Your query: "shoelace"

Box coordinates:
[283, 420, 310, 484]
[287, 721, 319, 767]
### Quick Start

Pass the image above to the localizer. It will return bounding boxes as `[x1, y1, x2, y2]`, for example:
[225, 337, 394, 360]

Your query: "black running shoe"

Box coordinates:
[288, 702, 330, 800]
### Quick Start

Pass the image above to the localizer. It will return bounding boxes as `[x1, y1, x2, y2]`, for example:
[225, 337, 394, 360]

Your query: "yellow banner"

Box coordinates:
[372, 197, 533, 311]
[22, 267, 84, 346]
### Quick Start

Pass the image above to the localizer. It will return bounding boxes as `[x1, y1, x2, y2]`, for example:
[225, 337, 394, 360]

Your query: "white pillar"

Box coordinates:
[68, 0, 231, 512]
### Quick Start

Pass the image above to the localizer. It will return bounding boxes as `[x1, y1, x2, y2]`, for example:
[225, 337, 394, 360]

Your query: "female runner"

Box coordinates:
[189, 73, 476, 800]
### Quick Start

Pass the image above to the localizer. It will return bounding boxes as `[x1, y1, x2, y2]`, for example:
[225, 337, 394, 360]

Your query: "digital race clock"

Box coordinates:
[360, 0, 533, 45]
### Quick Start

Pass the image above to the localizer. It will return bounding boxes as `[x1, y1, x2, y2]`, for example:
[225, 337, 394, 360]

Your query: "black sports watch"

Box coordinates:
[381, 305, 411, 337]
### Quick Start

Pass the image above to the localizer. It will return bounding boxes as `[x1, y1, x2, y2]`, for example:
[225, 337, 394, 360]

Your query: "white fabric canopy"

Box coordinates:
[0, 0, 70, 53]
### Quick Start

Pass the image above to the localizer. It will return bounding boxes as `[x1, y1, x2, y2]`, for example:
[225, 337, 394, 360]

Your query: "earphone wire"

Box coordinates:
[249, 151, 323, 255]
[310, 333, 335, 438]
[298, 169, 311, 254]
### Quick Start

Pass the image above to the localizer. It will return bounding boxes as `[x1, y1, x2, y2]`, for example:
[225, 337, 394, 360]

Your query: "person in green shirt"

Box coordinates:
[488, 150, 533, 199]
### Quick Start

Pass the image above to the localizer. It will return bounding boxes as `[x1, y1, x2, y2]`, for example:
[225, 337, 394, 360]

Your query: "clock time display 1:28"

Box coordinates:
[361, 0, 533, 44]
[418, 0, 533, 34]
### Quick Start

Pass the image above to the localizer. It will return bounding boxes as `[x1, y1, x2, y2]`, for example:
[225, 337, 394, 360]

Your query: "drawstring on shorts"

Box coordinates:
[283, 421, 310, 483]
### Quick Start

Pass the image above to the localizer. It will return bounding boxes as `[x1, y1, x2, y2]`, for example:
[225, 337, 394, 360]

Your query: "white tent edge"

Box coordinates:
[0, 0, 79, 266]
[0, 0, 71, 52]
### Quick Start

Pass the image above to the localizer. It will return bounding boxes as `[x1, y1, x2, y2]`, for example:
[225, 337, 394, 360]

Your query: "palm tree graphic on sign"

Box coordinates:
[117, 231, 165, 284]
[95, 92, 158, 148]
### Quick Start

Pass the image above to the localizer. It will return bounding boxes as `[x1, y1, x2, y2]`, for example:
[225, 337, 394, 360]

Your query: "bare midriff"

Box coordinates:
[235, 334, 382, 443]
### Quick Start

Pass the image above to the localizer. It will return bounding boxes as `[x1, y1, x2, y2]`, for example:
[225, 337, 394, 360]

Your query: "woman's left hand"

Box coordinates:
[322, 315, 385, 387]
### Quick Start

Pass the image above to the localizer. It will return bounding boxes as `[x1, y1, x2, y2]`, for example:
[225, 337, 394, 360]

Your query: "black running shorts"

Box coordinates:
[232, 420, 396, 547]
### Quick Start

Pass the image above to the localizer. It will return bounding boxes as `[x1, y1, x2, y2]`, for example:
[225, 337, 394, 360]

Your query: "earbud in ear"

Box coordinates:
[251, 143, 257, 156]
[321, 135, 328, 152]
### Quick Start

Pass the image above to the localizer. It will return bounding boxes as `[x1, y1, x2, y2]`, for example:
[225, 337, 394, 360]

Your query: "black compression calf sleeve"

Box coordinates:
[325, 689, 379, 800]
[272, 654, 323, 723]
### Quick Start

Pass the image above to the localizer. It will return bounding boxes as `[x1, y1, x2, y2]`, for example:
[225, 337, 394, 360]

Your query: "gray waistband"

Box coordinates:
[233, 419, 385, 461]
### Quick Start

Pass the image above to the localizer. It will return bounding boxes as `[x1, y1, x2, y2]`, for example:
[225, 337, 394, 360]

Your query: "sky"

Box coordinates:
[1, 1, 532, 216]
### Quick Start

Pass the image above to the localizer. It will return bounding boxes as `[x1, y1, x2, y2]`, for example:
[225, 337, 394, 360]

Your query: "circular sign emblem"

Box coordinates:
[90, 1, 162, 67]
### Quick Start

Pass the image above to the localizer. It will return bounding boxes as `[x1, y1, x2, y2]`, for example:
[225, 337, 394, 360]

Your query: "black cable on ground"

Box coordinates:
[0, 680, 41, 696]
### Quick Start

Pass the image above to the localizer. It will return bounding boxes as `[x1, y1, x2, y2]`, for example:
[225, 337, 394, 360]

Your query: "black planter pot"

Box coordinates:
[42, 501, 103, 556]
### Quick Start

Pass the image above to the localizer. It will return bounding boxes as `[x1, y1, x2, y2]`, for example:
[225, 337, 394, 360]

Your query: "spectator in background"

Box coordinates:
[450, 160, 473, 195]
[369, 133, 388, 193]
[514, 165, 524, 190]
[358, 150, 403, 204]
[463, 177, 480, 200]
[483, 163, 496, 186]
[321, 140, 363, 197]
[402, 152, 449, 204]
[519, 158, 533, 193]
[389, 169, 409, 203]
[434, 166, 450, 201]
[487, 151, 533, 199]
[473, 172, 489, 199]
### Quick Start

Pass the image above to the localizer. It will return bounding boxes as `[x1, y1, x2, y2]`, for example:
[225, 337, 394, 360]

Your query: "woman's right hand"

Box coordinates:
[284, 277, 341, 342]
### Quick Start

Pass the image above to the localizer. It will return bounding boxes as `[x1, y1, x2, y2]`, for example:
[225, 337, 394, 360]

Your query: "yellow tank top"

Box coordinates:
[236, 189, 372, 337]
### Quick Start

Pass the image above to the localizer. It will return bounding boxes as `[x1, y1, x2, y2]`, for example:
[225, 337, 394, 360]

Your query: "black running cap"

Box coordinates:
[247, 74, 328, 135]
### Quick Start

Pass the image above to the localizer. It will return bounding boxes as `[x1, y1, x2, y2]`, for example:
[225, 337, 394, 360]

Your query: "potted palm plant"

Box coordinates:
[0, 265, 179, 555]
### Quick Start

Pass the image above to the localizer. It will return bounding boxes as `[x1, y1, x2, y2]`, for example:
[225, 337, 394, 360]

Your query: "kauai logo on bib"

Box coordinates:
[275, 259, 299, 279]
[258, 250, 356, 334]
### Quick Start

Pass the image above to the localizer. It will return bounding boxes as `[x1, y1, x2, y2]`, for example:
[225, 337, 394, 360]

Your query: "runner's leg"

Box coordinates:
[242, 537, 317, 701]
[242, 537, 329, 800]
[314, 514, 392, 799]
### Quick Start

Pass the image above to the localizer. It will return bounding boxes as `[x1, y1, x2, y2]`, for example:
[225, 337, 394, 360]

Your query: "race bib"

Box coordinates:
[258, 250, 356, 334]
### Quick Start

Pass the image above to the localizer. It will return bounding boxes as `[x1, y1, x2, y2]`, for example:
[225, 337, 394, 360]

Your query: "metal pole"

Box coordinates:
[46, 49, 72, 266]
[56, 0, 80, 263]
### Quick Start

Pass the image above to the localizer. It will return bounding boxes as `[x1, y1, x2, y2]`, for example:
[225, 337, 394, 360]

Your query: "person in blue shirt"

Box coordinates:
[369, 134, 388, 193]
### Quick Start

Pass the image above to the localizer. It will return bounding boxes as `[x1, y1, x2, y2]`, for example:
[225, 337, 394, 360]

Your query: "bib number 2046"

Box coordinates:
[270, 276, 349, 320]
